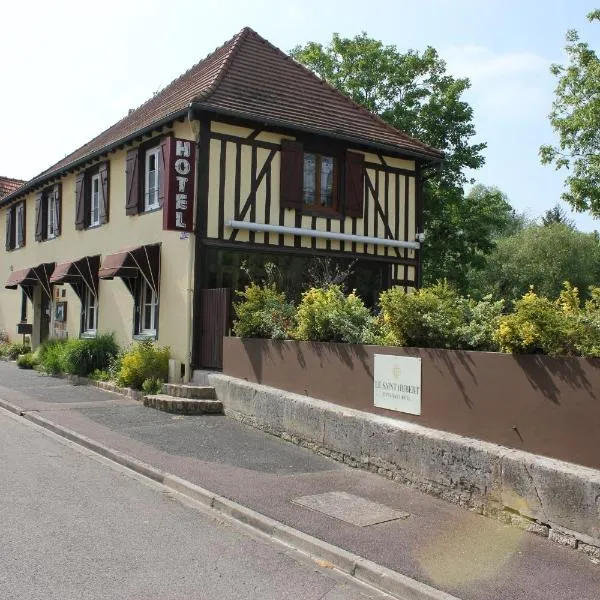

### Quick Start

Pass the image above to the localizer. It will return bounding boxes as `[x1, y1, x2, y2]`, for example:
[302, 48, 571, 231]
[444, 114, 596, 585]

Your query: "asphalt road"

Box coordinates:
[0, 409, 388, 600]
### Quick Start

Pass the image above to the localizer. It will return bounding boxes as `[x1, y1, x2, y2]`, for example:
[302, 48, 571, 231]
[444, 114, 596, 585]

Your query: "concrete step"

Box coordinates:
[143, 394, 223, 415]
[162, 383, 216, 400]
[191, 370, 219, 386]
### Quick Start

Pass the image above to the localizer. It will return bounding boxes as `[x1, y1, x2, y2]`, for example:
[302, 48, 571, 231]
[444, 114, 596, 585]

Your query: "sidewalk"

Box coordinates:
[1, 362, 598, 600]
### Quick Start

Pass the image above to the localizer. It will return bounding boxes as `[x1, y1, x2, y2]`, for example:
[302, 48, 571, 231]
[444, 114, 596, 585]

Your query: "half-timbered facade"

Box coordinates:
[0, 28, 442, 377]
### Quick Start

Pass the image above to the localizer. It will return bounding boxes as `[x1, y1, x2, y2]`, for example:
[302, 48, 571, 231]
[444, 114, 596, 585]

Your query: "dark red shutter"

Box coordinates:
[54, 183, 62, 236]
[158, 136, 170, 208]
[5, 206, 13, 251]
[126, 148, 140, 215]
[344, 151, 365, 218]
[75, 173, 86, 230]
[34, 192, 44, 241]
[99, 162, 110, 224]
[21, 201, 26, 247]
[280, 139, 304, 209]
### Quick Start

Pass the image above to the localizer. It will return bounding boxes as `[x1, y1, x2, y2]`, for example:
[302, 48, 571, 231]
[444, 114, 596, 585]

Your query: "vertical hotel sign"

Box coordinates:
[374, 354, 422, 415]
[163, 137, 196, 232]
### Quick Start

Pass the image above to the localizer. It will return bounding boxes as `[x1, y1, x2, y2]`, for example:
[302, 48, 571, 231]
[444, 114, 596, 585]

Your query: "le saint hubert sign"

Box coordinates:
[162, 138, 196, 232]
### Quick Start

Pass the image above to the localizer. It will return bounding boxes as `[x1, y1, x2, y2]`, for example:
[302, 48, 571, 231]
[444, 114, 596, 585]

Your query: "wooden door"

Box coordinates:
[199, 288, 231, 369]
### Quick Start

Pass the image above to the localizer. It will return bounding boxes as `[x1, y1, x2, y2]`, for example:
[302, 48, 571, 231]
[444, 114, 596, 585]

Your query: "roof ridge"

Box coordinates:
[193, 27, 253, 103]
[242, 30, 440, 156]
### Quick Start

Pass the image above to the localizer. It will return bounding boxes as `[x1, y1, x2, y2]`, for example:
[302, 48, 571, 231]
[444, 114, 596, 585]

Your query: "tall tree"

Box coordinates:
[541, 203, 575, 228]
[540, 10, 600, 215]
[467, 223, 600, 301]
[290, 34, 486, 287]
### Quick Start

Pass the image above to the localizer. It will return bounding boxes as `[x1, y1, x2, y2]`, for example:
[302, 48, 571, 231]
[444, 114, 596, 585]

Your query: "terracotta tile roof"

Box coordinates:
[0, 176, 25, 199]
[2, 27, 442, 205]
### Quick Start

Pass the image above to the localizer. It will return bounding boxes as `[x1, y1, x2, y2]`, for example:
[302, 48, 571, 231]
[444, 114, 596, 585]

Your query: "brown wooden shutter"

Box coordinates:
[54, 183, 62, 236]
[34, 192, 44, 241]
[20, 202, 26, 247]
[158, 137, 170, 208]
[344, 151, 365, 218]
[126, 148, 140, 215]
[75, 172, 86, 230]
[280, 139, 304, 209]
[5, 206, 13, 251]
[99, 162, 110, 224]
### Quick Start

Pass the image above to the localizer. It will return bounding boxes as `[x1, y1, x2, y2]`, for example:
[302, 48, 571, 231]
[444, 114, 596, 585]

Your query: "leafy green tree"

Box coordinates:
[467, 223, 600, 301]
[540, 10, 600, 215]
[290, 33, 486, 287]
[541, 203, 575, 228]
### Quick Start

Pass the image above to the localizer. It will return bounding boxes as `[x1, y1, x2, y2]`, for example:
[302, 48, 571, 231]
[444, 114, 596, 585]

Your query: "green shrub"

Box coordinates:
[16, 353, 37, 369]
[5, 342, 32, 360]
[116, 341, 169, 390]
[233, 283, 295, 339]
[495, 285, 580, 355]
[141, 377, 163, 395]
[60, 334, 120, 377]
[378, 282, 468, 348]
[37, 339, 67, 374]
[457, 296, 505, 351]
[293, 285, 376, 344]
[89, 369, 111, 382]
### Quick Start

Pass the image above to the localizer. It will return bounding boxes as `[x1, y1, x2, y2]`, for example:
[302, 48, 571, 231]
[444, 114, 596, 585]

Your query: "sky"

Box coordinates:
[1, 0, 598, 230]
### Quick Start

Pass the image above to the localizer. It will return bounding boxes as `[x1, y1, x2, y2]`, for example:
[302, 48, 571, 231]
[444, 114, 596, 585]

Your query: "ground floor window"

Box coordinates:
[205, 248, 391, 308]
[82, 286, 98, 336]
[136, 278, 159, 337]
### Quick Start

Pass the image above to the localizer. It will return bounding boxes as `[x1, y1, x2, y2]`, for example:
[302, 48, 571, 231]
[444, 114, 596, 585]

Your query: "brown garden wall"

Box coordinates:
[223, 337, 600, 470]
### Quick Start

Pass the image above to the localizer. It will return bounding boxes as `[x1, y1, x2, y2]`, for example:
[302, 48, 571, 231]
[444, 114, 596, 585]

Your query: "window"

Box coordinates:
[47, 191, 59, 239]
[303, 153, 337, 210]
[5, 201, 26, 251]
[35, 185, 61, 242]
[144, 147, 161, 212]
[137, 278, 158, 337]
[82, 286, 98, 335]
[90, 174, 101, 227]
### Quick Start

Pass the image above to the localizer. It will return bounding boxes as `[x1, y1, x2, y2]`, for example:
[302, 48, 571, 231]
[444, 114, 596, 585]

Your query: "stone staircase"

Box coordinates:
[143, 382, 223, 415]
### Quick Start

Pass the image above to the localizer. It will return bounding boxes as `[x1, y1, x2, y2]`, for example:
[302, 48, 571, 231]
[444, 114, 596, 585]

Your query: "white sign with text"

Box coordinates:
[373, 354, 422, 415]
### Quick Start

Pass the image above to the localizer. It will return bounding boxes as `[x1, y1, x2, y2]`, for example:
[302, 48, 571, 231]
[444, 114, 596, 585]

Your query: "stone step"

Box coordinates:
[162, 383, 216, 400]
[191, 370, 219, 386]
[143, 394, 223, 415]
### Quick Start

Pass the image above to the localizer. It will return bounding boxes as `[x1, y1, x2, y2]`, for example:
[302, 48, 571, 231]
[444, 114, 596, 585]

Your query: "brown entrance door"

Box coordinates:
[199, 288, 231, 369]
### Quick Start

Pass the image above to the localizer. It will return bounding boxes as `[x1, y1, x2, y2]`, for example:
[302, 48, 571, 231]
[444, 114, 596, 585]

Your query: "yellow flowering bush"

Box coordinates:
[116, 340, 169, 390]
[293, 285, 375, 344]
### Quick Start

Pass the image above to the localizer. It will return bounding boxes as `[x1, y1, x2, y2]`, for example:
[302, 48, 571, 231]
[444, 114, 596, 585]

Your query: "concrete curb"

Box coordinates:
[0, 398, 459, 600]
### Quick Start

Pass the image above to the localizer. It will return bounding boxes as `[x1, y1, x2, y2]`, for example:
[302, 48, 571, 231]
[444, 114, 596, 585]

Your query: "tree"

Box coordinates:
[541, 204, 575, 228]
[290, 34, 486, 287]
[540, 10, 600, 215]
[467, 223, 600, 301]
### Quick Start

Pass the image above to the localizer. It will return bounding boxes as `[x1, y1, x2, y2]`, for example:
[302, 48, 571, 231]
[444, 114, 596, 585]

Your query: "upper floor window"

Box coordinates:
[125, 137, 167, 217]
[303, 153, 337, 211]
[35, 184, 61, 242]
[5, 201, 26, 251]
[90, 174, 101, 227]
[75, 162, 109, 231]
[145, 146, 161, 212]
[280, 139, 364, 218]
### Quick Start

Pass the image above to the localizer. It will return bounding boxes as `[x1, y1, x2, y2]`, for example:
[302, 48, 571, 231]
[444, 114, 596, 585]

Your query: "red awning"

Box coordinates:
[49, 262, 73, 283]
[50, 255, 100, 300]
[99, 244, 161, 296]
[5, 267, 36, 289]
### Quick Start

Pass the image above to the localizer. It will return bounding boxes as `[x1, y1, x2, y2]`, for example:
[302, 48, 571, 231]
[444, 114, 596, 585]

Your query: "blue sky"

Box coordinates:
[1, 0, 598, 230]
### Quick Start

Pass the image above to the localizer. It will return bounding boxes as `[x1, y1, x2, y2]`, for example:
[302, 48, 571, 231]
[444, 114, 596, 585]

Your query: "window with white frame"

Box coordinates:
[47, 190, 59, 239]
[144, 147, 161, 212]
[82, 286, 98, 335]
[90, 173, 101, 227]
[15, 202, 25, 248]
[137, 278, 158, 336]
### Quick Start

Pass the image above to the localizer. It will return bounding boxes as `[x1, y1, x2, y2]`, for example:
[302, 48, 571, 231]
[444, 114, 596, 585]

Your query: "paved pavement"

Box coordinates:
[0, 408, 390, 600]
[1, 362, 599, 600]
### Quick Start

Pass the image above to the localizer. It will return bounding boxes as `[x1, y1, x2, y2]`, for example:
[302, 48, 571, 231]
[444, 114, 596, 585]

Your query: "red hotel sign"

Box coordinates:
[162, 137, 196, 232]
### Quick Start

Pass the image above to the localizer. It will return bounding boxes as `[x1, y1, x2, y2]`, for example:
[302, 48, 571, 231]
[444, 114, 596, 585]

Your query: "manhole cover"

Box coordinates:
[292, 491, 409, 527]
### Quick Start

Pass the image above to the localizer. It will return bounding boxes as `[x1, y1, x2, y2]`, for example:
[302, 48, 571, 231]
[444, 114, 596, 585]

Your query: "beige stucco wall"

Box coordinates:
[206, 121, 418, 268]
[0, 120, 196, 372]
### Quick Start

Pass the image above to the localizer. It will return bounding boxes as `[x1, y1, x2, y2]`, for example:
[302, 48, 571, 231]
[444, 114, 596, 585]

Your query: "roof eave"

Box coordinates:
[0, 108, 190, 208]
[190, 102, 444, 164]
